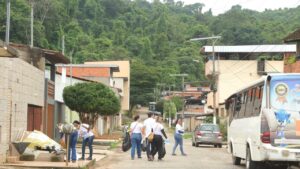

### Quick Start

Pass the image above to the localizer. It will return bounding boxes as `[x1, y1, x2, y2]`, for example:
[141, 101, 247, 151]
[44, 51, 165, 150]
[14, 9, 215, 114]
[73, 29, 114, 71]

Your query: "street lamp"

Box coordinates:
[190, 35, 221, 125]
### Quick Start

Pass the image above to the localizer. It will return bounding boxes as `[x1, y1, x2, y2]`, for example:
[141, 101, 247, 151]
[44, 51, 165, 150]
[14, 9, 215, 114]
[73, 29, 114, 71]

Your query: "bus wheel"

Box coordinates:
[246, 147, 259, 169]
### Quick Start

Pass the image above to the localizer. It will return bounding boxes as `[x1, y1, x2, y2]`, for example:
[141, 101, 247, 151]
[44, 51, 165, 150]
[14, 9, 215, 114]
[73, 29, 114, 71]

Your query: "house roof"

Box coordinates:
[202, 45, 296, 53]
[284, 28, 300, 43]
[9, 43, 70, 64]
[85, 61, 130, 79]
[55, 72, 123, 95]
[42, 49, 70, 64]
[55, 71, 97, 83]
[56, 64, 120, 72]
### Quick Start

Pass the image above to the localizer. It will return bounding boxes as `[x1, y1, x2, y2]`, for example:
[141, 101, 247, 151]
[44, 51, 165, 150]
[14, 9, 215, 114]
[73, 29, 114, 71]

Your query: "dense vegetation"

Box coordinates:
[1, 0, 300, 108]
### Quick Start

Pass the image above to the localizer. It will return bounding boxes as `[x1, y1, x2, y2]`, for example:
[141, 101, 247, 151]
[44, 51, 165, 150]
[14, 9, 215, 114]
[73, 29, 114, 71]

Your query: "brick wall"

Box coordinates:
[57, 67, 111, 78]
[0, 57, 44, 157]
[283, 52, 300, 73]
[284, 61, 300, 73]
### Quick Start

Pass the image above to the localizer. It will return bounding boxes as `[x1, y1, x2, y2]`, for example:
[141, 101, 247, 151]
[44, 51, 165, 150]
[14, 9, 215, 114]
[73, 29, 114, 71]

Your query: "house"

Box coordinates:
[44, 71, 94, 140]
[85, 61, 130, 126]
[56, 64, 121, 135]
[9, 43, 69, 139]
[0, 40, 68, 160]
[284, 28, 300, 72]
[165, 84, 210, 131]
[201, 44, 296, 119]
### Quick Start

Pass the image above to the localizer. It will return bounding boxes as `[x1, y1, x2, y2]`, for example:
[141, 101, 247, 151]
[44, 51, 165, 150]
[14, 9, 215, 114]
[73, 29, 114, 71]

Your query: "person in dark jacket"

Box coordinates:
[151, 116, 168, 161]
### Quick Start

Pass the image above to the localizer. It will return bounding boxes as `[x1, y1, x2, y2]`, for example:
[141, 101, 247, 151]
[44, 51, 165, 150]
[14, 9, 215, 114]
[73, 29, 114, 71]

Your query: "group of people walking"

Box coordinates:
[129, 112, 186, 161]
[59, 120, 95, 163]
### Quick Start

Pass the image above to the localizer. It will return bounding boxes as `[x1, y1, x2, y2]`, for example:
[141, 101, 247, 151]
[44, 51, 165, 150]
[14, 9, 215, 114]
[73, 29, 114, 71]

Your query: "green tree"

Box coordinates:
[130, 60, 160, 110]
[63, 82, 121, 128]
[171, 96, 184, 112]
[163, 100, 177, 118]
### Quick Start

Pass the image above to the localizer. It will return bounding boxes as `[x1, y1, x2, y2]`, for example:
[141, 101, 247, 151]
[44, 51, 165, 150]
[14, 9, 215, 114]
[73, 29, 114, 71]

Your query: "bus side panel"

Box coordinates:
[229, 118, 247, 159]
[248, 116, 264, 161]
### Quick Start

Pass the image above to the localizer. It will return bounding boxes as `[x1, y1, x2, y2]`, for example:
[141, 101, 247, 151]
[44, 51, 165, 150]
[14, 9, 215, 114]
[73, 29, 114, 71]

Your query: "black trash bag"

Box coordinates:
[141, 140, 147, 152]
[122, 132, 131, 152]
[160, 143, 166, 158]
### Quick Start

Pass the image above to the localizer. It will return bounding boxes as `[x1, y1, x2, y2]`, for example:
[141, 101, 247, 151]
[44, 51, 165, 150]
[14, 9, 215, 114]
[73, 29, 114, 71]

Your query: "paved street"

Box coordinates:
[95, 136, 245, 169]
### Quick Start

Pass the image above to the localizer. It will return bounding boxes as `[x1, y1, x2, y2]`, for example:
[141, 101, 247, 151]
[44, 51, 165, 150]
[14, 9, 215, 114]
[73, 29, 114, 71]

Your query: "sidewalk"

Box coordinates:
[0, 142, 113, 169]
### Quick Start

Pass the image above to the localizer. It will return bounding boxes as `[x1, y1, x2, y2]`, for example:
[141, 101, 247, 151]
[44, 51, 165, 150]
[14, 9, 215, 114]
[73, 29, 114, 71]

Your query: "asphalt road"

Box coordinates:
[96, 137, 246, 169]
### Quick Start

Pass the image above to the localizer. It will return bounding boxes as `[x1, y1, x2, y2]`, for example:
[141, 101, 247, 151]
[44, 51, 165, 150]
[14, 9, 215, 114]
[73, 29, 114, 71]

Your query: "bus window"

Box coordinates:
[234, 94, 242, 118]
[239, 92, 247, 118]
[253, 85, 263, 116]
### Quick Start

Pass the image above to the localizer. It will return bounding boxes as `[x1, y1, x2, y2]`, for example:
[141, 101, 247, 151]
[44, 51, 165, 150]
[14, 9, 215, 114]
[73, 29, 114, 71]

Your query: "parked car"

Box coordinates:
[192, 123, 223, 148]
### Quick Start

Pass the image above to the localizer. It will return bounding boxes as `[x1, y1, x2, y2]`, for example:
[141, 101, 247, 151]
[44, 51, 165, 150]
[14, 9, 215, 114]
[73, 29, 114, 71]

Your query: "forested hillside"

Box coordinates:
[1, 0, 300, 107]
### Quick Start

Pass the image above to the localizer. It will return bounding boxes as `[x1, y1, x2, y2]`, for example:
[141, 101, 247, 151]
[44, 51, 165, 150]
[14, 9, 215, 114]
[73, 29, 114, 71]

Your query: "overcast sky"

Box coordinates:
[161, 0, 300, 15]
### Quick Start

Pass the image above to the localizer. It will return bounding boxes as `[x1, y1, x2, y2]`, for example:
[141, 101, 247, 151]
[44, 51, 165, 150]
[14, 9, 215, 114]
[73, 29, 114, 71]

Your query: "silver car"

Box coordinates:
[192, 123, 223, 148]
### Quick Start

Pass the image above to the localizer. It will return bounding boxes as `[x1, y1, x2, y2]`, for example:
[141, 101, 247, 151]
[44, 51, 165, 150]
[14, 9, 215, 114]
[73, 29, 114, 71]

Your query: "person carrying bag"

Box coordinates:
[143, 112, 156, 161]
[129, 115, 143, 160]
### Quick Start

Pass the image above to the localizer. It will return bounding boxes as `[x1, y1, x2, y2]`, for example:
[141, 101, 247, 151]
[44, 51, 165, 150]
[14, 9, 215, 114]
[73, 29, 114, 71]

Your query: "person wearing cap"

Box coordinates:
[79, 123, 94, 160]
[143, 112, 156, 161]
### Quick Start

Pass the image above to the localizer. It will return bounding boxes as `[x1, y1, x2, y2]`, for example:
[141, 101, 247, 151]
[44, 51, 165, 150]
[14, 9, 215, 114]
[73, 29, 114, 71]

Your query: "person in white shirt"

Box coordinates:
[143, 112, 156, 161]
[151, 116, 168, 161]
[172, 119, 187, 156]
[79, 123, 94, 160]
[130, 115, 143, 160]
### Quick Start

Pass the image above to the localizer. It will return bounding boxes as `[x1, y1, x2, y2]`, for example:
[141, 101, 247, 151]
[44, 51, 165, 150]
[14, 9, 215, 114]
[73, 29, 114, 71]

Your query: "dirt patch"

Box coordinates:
[94, 148, 123, 169]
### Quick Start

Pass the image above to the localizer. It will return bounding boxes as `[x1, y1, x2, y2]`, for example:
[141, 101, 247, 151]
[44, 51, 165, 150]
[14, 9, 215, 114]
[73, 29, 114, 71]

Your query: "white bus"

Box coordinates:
[226, 74, 300, 169]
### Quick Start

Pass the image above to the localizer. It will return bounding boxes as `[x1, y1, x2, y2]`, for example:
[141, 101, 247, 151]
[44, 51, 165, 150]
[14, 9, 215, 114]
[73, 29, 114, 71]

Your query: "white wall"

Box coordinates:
[110, 77, 124, 96]
[54, 73, 88, 103]
[0, 57, 44, 156]
[206, 60, 284, 108]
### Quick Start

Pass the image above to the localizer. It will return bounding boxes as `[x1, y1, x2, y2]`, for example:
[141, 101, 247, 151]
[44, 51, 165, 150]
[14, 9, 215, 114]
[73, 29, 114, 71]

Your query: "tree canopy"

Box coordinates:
[63, 82, 120, 126]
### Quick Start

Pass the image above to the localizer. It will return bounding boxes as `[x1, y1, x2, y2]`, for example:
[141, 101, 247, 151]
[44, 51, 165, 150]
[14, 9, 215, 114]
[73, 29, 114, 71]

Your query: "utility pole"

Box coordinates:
[212, 39, 217, 124]
[169, 74, 188, 125]
[190, 36, 221, 124]
[169, 74, 188, 91]
[69, 50, 74, 85]
[62, 35, 65, 55]
[5, 0, 11, 46]
[30, 0, 34, 48]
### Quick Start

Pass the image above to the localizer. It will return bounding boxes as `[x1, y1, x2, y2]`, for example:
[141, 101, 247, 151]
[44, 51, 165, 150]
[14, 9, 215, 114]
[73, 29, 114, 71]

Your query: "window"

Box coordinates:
[234, 94, 242, 118]
[200, 125, 220, 132]
[253, 85, 263, 116]
[228, 97, 236, 124]
[239, 92, 247, 118]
